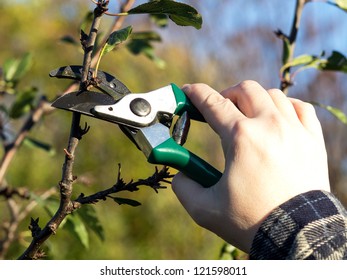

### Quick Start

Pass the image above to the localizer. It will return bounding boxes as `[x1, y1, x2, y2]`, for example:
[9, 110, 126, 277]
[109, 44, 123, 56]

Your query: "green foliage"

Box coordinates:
[95, 0, 203, 69]
[23, 137, 55, 156]
[1, 0, 224, 260]
[65, 214, 90, 249]
[77, 205, 105, 242]
[280, 48, 347, 123]
[280, 51, 347, 76]
[3, 0, 346, 261]
[311, 102, 347, 125]
[127, 32, 166, 68]
[3, 52, 32, 86]
[329, 0, 347, 11]
[112, 197, 142, 207]
[128, 0, 202, 29]
[96, 26, 133, 72]
[318, 51, 347, 72]
[9, 87, 37, 119]
[150, 13, 169, 27]
[102, 26, 133, 55]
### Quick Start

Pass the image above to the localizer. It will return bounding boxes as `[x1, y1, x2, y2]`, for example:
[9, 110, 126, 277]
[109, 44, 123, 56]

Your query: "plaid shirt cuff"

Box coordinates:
[250, 190, 347, 260]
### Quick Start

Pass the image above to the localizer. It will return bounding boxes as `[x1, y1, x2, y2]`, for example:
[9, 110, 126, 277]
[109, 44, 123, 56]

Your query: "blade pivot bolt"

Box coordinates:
[130, 98, 151, 117]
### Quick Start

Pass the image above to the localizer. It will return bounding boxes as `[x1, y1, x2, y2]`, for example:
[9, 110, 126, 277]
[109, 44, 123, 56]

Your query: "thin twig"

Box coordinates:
[279, 0, 307, 93]
[18, 2, 108, 260]
[0, 97, 53, 186]
[18, 0, 137, 260]
[91, 0, 135, 67]
[72, 166, 172, 209]
[2, 0, 137, 260]
[0, 187, 56, 259]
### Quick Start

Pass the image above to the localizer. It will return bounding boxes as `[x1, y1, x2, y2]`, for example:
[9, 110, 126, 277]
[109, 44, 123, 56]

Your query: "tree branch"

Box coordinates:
[0, 187, 56, 259]
[91, 0, 136, 67]
[18, 0, 140, 259]
[18, 2, 108, 260]
[72, 166, 172, 208]
[0, 97, 53, 186]
[278, 0, 308, 93]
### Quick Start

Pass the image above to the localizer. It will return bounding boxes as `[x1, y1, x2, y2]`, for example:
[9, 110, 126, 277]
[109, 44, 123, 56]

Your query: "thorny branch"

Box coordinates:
[17, 0, 172, 260]
[73, 166, 172, 208]
[18, 1, 108, 260]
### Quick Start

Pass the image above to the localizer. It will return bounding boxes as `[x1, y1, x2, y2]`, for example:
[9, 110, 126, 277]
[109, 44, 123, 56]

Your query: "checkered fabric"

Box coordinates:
[250, 190, 347, 260]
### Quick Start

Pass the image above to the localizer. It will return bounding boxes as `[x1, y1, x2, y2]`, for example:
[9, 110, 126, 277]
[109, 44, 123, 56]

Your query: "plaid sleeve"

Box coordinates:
[250, 190, 347, 260]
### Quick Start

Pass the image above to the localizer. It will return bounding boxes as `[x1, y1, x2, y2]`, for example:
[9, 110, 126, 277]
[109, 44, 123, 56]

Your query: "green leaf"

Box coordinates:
[318, 51, 347, 72]
[95, 26, 133, 73]
[3, 58, 19, 83]
[130, 31, 162, 42]
[9, 87, 37, 118]
[312, 102, 347, 125]
[127, 31, 166, 68]
[150, 13, 169, 27]
[281, 36, 291, 65]
[24, 137, 56, 156]
[80, 11, 94, 33]
[102, 26, 133, 55]
[77, 205, 105, 242]
[3, 53, 33, 84]
[280, 54, 322, 74]
[112, 197, 141, 207]
[66, 214, 89, 249]
[30, 195, 67, 227]
[60, 35, 79, 46]
[335, 0, 347, 11]
[44, 198, 59, 217]
[127, 39, 166, 68]
[128, 0, 203, 29]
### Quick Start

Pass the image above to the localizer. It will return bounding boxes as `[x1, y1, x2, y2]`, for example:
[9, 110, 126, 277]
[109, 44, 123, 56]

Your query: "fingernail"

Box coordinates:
[181, 84, 191, 93]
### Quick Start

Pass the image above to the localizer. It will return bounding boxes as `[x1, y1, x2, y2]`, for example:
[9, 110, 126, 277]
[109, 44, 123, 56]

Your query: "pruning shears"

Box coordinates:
[50, 65, 222, 187]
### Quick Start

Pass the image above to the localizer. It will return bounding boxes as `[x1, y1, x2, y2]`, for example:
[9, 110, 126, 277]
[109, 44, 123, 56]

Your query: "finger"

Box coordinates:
[221, 80, 277, 118]
[289, 98, 323, 135]
[183, 83, 243, 135]
[267, 88, 300, 122]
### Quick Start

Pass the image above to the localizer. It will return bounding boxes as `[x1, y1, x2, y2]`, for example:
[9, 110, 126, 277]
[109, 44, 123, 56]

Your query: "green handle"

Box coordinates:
[148, 138, 222, 188]
[171, 83, 205, 122]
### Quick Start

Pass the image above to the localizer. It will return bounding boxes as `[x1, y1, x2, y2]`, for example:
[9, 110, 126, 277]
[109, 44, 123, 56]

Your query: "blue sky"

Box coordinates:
[162, 0, 347, 90]
[5, 0, 347, 92]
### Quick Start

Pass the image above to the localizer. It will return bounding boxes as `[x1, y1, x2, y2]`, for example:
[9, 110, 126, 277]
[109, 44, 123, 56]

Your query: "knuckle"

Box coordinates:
[267, 88, 285, 96]
[231, 118, 253, 141]
[297, 100, 317, 115]
[302, 102, 316, 113]
[237, 80, 262, 92]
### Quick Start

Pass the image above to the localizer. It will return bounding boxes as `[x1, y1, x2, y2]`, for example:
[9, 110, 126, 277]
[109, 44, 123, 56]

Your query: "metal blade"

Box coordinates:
[49, 65, 131, 100]
[51, 90, 117, 119]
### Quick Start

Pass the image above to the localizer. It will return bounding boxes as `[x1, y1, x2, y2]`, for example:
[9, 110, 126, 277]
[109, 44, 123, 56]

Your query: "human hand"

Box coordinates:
[172, 81, 330, 253]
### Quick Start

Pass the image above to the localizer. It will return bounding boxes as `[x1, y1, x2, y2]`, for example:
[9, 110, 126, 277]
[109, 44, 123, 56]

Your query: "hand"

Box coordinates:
[172, 80, 330, 253]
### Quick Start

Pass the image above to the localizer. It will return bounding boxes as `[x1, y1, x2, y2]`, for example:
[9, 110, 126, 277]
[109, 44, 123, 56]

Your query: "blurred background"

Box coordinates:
[1, 0, 347, 259]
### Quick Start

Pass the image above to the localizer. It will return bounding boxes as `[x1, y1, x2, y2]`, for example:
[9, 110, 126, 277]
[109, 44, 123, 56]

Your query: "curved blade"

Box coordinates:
[51, 91, 117, 119]
[49, 65, 131, 100]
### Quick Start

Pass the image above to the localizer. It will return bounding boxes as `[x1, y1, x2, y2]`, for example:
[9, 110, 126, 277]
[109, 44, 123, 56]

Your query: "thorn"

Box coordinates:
[77, 122, 90, 139]
[117, 163, 121, 176]
[29, 217, 41, 238]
